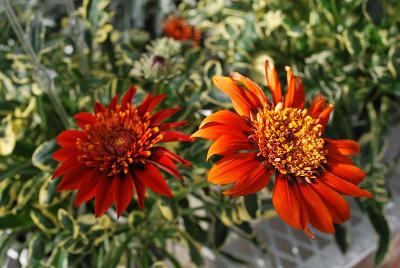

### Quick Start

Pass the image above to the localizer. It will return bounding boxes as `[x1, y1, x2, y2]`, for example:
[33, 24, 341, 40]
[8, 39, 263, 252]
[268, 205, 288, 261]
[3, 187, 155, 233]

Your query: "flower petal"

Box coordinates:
[74, 112, 96, 129]
[109, 94, 119, 111]
[95, 174, 115, 217]
[132, 176, 146, 210]
[318, 104, 334, 127]
[284, 66, 305, 109]
[297, 183, 335, 233]
[326, 161, 366, 184]
[224, 166, 272, 196]
[319, 171, 372, 197]
[121, 86, 137, 110]
[52, 147, 80, 161]
[138, 94, 167, 114]
[272, 175, 308, 230]
[160, 131, 191, 142]
[94, 102, 107, 114]
[325, 139, 360, 155]
[56, 130, 86, 147]
[212, 76, 254, 116]
[73, 169, 100, 206]
[134, 163, 173, 197]
[191, 124, 246, 140]
[207, 135, 254, 160]
[311, 181, 350, 224]
[198, 110, 250, 131]
[309, 94, 327, 118]
[208, 152, 261, 185]
[153, 147, 191, 166]
[265, 60, 282, 105]
[151, 107, 180, 125]
[56, 165, 92, 191]
[113, 173, 134, 217]
[230, 72, 268, 106]
[149, 151, 183, 179]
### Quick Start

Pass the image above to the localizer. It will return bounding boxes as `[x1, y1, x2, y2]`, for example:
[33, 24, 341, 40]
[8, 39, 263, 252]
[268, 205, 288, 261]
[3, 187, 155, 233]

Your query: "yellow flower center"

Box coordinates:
[250, 103, 327, 181]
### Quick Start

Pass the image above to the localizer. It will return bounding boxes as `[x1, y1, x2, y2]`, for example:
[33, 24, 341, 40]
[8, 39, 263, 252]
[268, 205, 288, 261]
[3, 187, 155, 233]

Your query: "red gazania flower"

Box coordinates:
[52, 87, 191, 217]
[163, 16, 202, 45]
[192, 61, 372, 238]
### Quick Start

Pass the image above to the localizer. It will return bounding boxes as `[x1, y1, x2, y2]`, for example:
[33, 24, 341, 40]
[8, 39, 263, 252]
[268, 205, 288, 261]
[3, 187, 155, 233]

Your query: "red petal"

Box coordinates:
[134, 163, 173, 197]
[159, 121, 187, 130]
[153, 147, 191, 166]
[73, 169, 100, 206]
[151, 107, 180, 125]
[311, 181, 350, 224]
[53, 157, 79, 178]
[160, 131, 191, 142]
[272, 175, 308, 230]
[74, 112, 96, 129]
[121, 86, 137, 110]
[208, 153, 261, 185]
[230, 72, 268, 106]
[139, 94, 166, 114]
[198, 110, 250, 131]
[265, 60, 282, 105]
[52, 147, 80, 161]
[284, 66, 305, 109]
[326, 139, 360, 155]
[319, 171, 372, 197]
[326, 161, 366, 184]
[212, 76, 254, 117]
[109, 94, 119, 111]
[57, 166, 92, 191]
[224, 166, 272, 196]
[113, 173, 134, 216]
[149, 152, 183, 179]
[207, 135, 254, 160]
[56, 130, 86, 147]
[132, 176, 146, 209]
[326, 150, 353, 165]
[94, 175, 115, 217]
[94, 102, 107, 114]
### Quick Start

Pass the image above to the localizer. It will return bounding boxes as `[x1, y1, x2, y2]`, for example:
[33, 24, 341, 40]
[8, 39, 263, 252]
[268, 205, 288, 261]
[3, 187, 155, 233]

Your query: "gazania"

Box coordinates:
[192, 61, 372, 238]
[163, 16, 201, 45]
[52, 87, 191, 217]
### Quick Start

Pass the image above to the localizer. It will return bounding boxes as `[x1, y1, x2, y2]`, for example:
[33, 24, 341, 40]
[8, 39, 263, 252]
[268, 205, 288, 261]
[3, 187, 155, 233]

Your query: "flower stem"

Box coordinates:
[2, 0, 70, 129]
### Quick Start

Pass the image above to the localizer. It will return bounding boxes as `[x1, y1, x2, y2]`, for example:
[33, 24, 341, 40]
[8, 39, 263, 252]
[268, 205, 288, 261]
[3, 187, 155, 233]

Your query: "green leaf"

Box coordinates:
[244, 194, 258, 219]
[363, 0, 384, 26]
[0, 209, 33, 229]
[334, 224, 349, 253]
[47, 247, 68, 268]
[32, 139, 57, 171]
[30, 209, 59, 234]
[29, 233, 45, 260]
[365, 200, 390, 264]
[58, 209, 79, 239]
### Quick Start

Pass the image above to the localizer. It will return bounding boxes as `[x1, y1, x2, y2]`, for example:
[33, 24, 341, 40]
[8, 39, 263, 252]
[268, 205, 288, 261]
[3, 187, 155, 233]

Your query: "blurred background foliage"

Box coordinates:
[0, 0, 399, 267]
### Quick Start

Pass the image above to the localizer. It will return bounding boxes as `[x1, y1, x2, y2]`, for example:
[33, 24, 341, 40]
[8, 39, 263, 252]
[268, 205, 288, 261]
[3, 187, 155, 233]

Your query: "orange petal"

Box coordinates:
[311, 181, 350, 224]
[230, 72, 268, 106]
[199, 110, 250, 131]
[319, 171, 372, 197]
[318, 104, 334, 127]
[265, 60, 282, 105]
[297, 183, 335, 233]
[208, 152, 260, 185]
[191, 124, 245, 140]
[284, 66, 305, 109]
[309, 94, 326, 118]
[273, 175, 308, 230]
[207, 135, 254, 160]
[224, 166, 272, 196]
[326, 150, 353, 165]
[326, 161, 366, 184]
[212, 76, 253, 116]
[135, 163, 173, 197]
[325, 139, 360, 155]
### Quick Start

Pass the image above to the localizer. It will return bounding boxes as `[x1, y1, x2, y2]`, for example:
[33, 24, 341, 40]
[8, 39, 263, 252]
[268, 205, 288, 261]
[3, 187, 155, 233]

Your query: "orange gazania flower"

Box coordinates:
[192, 61, 372, 238]
[163, 16, 202, 44]
[52, 87, 191, 217]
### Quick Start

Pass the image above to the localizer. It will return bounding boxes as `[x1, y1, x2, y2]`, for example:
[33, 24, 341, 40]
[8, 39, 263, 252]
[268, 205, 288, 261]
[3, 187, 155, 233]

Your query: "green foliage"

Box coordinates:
[0, 0, 399, 267]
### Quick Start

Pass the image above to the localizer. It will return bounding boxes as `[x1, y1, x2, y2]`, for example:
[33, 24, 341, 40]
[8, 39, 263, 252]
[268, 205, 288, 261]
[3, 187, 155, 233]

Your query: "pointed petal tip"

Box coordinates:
[304, 228, 316, 240]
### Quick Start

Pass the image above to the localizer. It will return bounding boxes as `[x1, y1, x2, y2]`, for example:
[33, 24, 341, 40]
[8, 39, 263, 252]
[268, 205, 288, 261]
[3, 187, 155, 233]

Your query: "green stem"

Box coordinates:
[2, 0, 70, 129]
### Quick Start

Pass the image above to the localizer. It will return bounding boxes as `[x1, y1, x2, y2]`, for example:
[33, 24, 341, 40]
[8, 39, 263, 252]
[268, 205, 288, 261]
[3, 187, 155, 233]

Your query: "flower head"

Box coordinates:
[163, 16, 202, 45]
[192, 61, 371, 238]
[53, 87, 191, 217]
